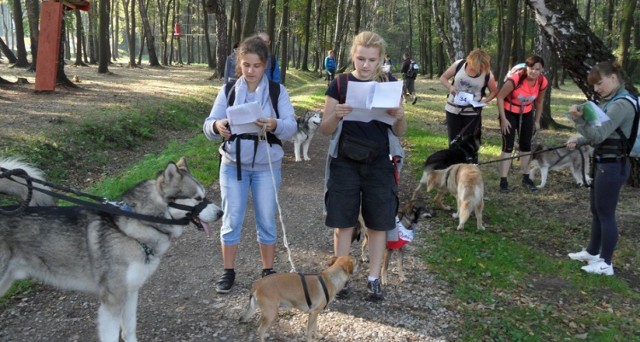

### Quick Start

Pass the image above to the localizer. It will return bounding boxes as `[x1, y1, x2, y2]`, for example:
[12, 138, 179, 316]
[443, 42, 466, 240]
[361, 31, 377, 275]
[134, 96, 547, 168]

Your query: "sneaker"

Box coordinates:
[261, 268, 276, 277]
[499, 179, 509, 193]
[335, 280, 351, 300]
[365, 278, 383, 302]
[215, 269, 235, 294]
[581, 260, 614, 276]
[522, 177, 538, 192]
[568, 250, 601, 264]
[412, 96, 418, 105]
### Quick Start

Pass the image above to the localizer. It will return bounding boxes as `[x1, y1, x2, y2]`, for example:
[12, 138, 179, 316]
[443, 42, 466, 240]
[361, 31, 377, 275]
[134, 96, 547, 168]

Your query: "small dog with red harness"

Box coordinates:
[355, 199, 431, 285]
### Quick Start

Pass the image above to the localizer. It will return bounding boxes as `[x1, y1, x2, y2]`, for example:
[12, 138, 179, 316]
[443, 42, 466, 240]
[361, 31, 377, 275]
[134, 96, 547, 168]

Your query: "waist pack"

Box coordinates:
[339, 134, 383, 164]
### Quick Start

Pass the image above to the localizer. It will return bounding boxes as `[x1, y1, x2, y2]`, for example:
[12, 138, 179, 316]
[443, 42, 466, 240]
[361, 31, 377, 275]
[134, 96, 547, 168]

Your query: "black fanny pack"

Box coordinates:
[339, 134, 383, 163]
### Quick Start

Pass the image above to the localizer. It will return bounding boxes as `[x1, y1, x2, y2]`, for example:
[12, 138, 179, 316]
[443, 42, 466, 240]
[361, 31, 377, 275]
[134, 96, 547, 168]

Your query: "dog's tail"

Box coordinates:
[0, 157, 56, 207]
[238, 294, 258, 323]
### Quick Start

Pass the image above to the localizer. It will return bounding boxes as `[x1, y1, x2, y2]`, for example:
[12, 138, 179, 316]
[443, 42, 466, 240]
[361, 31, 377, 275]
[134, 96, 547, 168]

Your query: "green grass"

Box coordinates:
[2, 69, 639, 340]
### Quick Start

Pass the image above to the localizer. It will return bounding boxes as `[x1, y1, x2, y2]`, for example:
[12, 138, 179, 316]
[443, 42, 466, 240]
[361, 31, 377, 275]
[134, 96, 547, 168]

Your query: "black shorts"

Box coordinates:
[325, 155, 398, 231]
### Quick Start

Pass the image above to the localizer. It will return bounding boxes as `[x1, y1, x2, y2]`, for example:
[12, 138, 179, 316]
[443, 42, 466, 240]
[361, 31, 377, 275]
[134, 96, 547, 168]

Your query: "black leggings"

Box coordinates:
[446, 111, 482, 146]
[501, 110, 534, 153]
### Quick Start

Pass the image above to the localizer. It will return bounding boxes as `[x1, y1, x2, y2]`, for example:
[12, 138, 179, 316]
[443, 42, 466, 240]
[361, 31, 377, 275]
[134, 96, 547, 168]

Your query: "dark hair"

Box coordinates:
[521, 55, 545, 79]
[587, 61, 624, 85]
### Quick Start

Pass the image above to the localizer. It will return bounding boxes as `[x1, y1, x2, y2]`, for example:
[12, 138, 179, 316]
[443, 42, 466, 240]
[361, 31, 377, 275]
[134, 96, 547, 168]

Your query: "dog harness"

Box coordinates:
[298, 273, 330, 310]
[386, 215, 416, 250]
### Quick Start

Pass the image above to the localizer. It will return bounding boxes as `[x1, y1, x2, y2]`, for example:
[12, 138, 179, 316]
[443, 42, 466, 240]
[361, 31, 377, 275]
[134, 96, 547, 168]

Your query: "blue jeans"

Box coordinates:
[219, 163, 281, 246]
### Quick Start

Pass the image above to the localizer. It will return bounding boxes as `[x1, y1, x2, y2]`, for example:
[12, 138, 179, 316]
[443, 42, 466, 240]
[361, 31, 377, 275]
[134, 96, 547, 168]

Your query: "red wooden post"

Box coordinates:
[35, 1, 64, 91]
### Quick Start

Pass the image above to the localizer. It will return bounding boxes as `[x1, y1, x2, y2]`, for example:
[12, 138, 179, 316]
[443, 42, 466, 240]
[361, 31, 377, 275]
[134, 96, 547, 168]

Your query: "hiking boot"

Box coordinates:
[522, 177, 538, 192]
[499, 179, 509, 193]
[581, 260, 614, 276]
[568, 250, 601, 264]
[412, 96, 418, 105]
[335, 280, 351, 300]
[365, 278, 383, 302]
[215, 269, 235, 294]
[261, 268, 276, 277]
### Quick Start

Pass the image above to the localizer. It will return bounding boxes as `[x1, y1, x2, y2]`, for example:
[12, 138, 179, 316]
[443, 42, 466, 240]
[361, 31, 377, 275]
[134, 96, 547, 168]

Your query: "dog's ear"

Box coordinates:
[327, 256, 338, 267]
[341, 256, 356, 274]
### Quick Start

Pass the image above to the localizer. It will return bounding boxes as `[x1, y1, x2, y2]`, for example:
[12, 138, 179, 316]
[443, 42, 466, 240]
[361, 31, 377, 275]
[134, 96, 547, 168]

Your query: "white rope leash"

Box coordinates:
[260, 123, 297, 273]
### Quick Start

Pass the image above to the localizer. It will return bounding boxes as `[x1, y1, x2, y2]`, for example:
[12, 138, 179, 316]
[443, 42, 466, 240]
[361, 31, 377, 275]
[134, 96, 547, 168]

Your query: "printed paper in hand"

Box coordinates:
[226, 101, 263, 134]
[453, 91, 486, 108]
[581, 101, 610, 126]
[344, 80, 403, 125]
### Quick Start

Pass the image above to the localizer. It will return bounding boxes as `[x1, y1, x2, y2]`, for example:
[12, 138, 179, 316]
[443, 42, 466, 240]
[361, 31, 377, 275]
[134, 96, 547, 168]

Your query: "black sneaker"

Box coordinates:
[365, 278, 383, 302]
[522, 177, 538, 192]
[215, 269, 235, 294]
[412, 96, 418, 105]
[335, 280, 351, 300]
[261, 268, 276, 277]
[499, 179, 510, 193]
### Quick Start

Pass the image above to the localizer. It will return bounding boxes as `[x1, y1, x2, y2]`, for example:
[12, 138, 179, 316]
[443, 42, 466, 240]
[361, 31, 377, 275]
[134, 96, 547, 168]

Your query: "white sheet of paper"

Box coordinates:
[343, 81, 402, 125]
[226, 102, 263, 134]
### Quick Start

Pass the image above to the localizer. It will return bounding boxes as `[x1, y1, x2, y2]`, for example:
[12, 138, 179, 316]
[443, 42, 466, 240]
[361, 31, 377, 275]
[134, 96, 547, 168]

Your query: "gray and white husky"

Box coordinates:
[529, 144, 593, 188]
[291, 110, 322, 162]
[0, 157, 223, 342]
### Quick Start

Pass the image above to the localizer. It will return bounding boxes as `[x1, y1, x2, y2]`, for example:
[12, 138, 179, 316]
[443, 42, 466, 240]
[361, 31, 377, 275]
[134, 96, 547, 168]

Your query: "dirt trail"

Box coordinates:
[0, 127, 459, 341]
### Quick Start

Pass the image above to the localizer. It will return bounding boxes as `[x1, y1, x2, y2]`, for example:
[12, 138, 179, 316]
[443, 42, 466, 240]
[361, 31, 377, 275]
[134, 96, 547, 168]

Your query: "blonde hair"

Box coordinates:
[350, 31, 387, 82]
[466, 48, 491, 74]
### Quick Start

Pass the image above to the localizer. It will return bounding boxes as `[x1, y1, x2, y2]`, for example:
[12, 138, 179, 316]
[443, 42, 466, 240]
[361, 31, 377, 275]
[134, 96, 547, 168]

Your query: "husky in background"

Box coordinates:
[291, 110, 322, 162]
[0, 157, 223, 342]
[529, 143, 593, 189]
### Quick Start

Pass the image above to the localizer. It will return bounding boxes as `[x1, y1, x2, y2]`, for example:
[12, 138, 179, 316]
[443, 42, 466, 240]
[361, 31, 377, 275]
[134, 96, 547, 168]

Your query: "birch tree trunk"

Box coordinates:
[448, 0, 464, 61]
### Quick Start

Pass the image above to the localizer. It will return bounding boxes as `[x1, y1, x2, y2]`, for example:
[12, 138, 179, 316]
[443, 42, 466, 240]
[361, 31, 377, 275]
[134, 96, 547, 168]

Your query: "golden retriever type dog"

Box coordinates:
[239, 256, 358, 342]
[424, 163, 485, 231]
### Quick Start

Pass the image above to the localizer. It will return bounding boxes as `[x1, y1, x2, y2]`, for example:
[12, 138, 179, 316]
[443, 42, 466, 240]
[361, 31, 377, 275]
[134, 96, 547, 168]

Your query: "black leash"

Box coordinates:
[0, 166, 207, 227]
[476, 144, 569, 165]
[0, 168, 33, 216]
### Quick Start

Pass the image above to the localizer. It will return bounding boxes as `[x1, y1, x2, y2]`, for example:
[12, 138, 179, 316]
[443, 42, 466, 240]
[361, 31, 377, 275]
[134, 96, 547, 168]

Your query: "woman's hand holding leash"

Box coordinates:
[255, 118, 276, 132]
[214, 119, 232, 139]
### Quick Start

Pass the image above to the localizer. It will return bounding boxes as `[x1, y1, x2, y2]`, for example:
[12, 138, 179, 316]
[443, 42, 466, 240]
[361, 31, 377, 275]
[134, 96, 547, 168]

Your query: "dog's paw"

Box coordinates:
[303, 157, 311, 161]
[452, 212, 459, 219]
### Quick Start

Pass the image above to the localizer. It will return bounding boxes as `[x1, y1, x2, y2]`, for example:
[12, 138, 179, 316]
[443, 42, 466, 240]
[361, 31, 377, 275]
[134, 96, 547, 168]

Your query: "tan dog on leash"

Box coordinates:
[239, 256, 358, 342]
[426, 163, 485, 231]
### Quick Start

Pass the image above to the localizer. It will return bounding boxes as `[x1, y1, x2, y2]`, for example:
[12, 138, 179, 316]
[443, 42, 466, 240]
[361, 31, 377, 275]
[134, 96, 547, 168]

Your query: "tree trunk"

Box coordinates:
[204, 0, 227, 79]
[463, 0, 473, 54]
[300, 0, 312, 71]
[448, 0, 464, 61]
[87, 1, 97, 64]
[266, 0, 276, 46]
[56, 17, 78, 88]
[432, 0, 454, 64]
[280, 0, 289, 84]
[74, 9, 88, 66]
[201, 0, 214, 69]
[618, 0, 636, 76]
[98, 0, 110, 73]
[0, 37, 17, 64]
[24, 0, 39, 71]
[497, 0, 517, 86]
[11, 0, 29, 67]
[242, 0, 261, 40]
[139, 0, 161, 66]
[123, 0, 137, 67]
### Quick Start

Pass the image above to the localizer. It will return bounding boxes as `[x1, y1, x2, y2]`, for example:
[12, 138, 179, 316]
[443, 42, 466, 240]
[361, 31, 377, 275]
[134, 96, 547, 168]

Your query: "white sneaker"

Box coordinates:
[581, 260, 614, 276]
[568, 250, 601, 264]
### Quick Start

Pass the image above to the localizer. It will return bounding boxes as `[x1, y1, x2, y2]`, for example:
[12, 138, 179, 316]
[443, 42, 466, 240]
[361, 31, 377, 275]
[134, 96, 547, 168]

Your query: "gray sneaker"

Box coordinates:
[365, 278, 383, 302]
